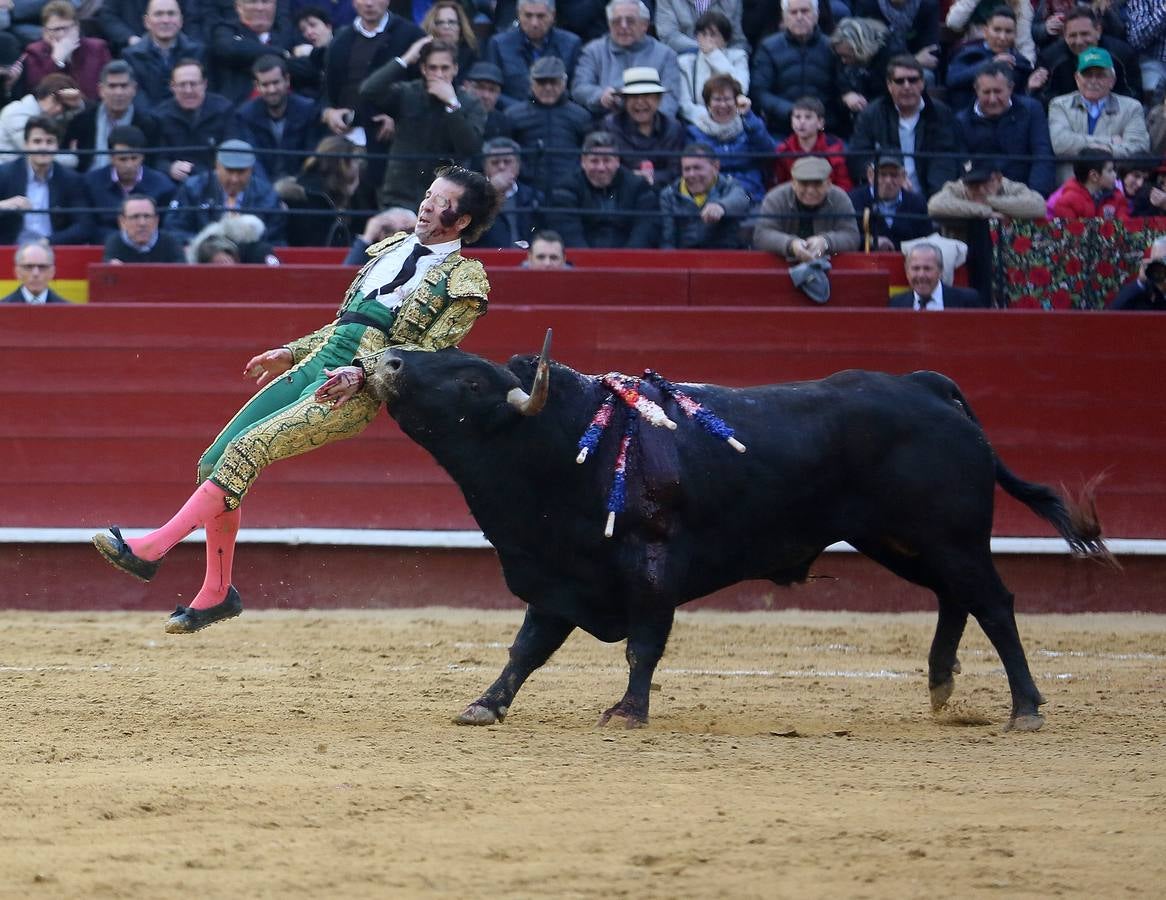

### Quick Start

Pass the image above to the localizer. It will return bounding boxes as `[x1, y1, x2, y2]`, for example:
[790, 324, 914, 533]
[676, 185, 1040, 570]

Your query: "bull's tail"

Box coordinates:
[939, 375, 1118, 567]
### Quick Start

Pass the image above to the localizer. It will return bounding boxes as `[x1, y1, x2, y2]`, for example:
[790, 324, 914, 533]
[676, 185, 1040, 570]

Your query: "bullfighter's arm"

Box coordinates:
[284, 323, 337, 364]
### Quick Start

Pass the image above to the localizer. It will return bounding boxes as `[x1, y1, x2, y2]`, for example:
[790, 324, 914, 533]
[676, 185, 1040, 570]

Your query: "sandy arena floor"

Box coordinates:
[0, 607, 1163, 899]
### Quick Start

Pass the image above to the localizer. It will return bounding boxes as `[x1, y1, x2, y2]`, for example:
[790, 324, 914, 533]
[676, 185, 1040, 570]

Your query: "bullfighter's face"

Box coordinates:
[415, 177, 469, 243]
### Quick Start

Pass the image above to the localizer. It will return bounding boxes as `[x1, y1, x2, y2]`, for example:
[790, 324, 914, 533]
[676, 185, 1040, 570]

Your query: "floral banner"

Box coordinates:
[991, 218, 1159, 310]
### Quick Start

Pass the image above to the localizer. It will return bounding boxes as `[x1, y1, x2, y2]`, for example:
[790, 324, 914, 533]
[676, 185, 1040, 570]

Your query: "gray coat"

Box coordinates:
[1048, 91, 1151, 184]
[571, 35, 682, 119]
[752, 183, 861, 259]
[654, 0, 747, 54]
[659, 173, 751, 249]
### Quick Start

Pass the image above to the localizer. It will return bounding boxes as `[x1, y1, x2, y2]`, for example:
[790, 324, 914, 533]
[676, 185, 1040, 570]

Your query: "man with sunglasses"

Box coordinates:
[848, 54, 965, 199]
[1, 240, 67, 303]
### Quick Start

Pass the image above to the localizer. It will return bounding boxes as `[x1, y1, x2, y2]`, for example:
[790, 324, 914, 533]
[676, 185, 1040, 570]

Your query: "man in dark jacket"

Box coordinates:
[1110, 237, 1166, 311]
[85, 125, 176, 239]
[547, 129, 659, 248]
[474, 136, 544, 248]
[462, 61, 512, 146]
[848, 55, 966, 199]
[484, 0, 582, 109]
[750, 0, 843, 135]
[504, 54, 593, 199]
[359, 39, 485, 210]
[121, 0, 207, 110]
[0, 117, 93, 245]
[153, 58, 240, 184]
[848, 153, 932, 250]
[658, 143, 750, 249]
[236, 54, 324, 181]
[209, 0, 317, 104]
[956, 61, 1055, 197]
[102, 194, 185, 263]
[64, 60, 161, 174]
[1, 240, 68, 303]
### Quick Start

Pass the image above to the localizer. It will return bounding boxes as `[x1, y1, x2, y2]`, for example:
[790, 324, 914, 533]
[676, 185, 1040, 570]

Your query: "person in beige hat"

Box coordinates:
[601, 65, 686, 187]
[752, 154, 860, 262]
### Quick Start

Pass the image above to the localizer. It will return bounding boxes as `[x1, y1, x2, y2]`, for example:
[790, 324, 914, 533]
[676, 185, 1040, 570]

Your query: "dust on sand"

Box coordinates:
[1, 608, 1163, 899]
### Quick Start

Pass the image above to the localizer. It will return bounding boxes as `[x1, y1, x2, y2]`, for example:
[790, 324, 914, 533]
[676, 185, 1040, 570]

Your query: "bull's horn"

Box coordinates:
[507, 328, 552, 416]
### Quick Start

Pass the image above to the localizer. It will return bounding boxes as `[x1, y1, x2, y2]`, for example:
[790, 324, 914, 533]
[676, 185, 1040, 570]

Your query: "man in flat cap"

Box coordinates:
[753, 154, 860, 262]
[462, 61, 512, 144]
[848, 153, 932, 251]
[503, 55, 591, 197]
[166, 138, 285, 243]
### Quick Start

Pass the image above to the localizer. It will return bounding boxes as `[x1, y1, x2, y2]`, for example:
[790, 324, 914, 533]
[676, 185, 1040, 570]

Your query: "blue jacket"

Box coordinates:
[750, 28, 842, 135]
[685, 111, 775, 204]
[0, 160, 94, 244]
[120, 34, 208, 111]
[85, 164, 177, 239]
[236, 94, 325, 182]
[658, 173, 752, 249]
[944, 43, 1034, 115]
[956, 96, 1055, 197]
[167, 168, 286, 244]
[484, 25, 583, 107]
[153, 92, 242, 178]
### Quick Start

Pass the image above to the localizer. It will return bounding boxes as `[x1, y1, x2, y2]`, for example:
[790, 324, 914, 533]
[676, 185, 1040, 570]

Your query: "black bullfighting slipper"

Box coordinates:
[165, 586, 243, 635]
[92, 526, 160, 583]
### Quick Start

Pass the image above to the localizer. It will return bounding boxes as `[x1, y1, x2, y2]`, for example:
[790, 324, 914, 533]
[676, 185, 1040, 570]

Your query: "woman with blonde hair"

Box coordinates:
[421, 1, 479, 74]
[276, 135, 377, 247]
[830, 17, 906, 117]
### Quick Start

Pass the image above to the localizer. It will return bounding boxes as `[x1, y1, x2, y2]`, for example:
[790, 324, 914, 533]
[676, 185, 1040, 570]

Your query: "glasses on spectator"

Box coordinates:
[890, 75, 922, 85]
[610, 16, 641, 26]
[17, 263, 52, 270]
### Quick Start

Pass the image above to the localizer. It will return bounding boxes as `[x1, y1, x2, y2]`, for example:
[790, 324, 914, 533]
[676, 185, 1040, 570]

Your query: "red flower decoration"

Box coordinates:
[1013, 294, 1041, 309]
[1066, 220, 1086, 236]
[1099, 219, 1116, 239]
[1050, 288, 1072, 309]
[1011, 235, 1033, 253]
[1030, 266, 1052, 287]
[1064, 256, 1083, 276]
[1008, 268, 1028, 285]
[1097, 260, 1115, 278]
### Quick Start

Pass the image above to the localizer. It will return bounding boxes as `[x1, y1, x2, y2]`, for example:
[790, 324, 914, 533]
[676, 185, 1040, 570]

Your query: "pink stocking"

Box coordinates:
[189, 505, 241, 610]
[127, 481, 232, 561]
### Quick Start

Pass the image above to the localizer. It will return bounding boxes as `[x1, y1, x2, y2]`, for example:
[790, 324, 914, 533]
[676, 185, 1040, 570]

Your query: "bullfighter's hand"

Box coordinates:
[243, 348, 293, 387]
[315, 366, 365, 409]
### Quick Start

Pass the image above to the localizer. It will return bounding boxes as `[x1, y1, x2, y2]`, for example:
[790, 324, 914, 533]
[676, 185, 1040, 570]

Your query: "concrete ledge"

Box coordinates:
[3, 528, 1163, 556]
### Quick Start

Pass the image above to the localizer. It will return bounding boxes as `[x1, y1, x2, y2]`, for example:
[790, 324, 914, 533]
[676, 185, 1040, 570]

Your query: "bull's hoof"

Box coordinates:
[951, 656, 961, 675]
[597, 702, 648, 729]
[1004, 713, 1045, 732]
[454, 702, 507, 726]
[929, 677, 956, 712]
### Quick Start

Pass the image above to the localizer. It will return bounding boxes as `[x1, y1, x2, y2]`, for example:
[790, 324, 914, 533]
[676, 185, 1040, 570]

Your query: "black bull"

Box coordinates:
[367, 337, 1111, 731]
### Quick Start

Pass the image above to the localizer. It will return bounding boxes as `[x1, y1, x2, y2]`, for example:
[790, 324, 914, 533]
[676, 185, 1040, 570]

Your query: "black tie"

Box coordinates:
[368, 244, 431, 300]
[917, 294, 932, 310]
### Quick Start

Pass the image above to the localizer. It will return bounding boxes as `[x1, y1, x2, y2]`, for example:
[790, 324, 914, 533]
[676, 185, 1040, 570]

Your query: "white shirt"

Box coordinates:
[20, 163, 52, 243]
[360, 235, 461, 310]
[354, 13, 389, 38]
[897, 99, 924, 194]
[19, 286, 51, 304]
[914, 282, 945, 310]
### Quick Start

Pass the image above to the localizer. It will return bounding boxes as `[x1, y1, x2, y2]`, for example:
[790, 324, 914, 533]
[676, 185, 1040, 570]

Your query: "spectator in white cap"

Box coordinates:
[166, 138, 286, 244]
[752, 154, 860, 262]
[571, 0, 683, 118]
[601, 65, 687, 188]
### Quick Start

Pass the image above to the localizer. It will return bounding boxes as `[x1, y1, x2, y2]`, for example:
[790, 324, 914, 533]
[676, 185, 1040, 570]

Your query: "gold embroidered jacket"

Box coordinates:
[284, 232, 491, 373]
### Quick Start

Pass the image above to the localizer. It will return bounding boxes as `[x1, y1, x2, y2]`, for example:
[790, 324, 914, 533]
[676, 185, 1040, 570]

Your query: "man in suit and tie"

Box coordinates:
[889, 242, 986, 309]
[0, 116, 93, 245]
[1, 240, 68, 303]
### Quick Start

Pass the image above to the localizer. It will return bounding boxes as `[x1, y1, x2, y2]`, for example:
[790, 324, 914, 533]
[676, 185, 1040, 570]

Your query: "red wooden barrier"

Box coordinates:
[2, 303, 1163, 540]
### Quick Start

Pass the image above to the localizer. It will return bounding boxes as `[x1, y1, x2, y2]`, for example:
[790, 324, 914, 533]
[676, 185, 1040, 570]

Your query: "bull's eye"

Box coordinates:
[462, 378, 480, 393]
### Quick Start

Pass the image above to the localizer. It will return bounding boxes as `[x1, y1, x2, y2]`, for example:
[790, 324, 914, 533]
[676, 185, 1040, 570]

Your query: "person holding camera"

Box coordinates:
[1111, 236, 1166, 311]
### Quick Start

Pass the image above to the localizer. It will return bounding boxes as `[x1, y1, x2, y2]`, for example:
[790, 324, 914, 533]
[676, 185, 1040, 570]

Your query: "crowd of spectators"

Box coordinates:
[0, 0, 1164, 305]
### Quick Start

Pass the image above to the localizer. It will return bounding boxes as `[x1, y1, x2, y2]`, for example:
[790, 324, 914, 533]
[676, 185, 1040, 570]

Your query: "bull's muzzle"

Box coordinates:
[367, 351, 403, 405]
[507, 329, 552, 416]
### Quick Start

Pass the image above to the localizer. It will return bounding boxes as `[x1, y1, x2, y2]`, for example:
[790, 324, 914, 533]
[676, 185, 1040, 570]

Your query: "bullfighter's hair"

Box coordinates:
[434, 164, 502, 245]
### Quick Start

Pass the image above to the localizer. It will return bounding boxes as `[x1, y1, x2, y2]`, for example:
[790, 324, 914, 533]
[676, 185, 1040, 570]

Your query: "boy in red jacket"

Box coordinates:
[1049, 149, 1129, 221]
[774, 96, 852, 191]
